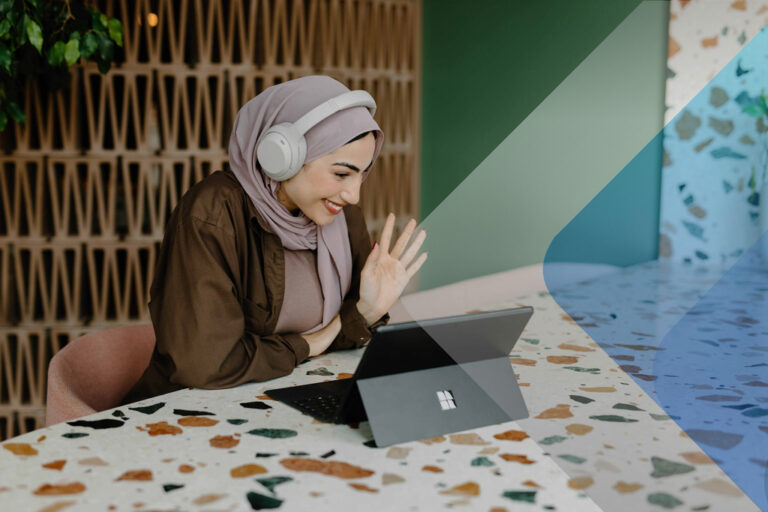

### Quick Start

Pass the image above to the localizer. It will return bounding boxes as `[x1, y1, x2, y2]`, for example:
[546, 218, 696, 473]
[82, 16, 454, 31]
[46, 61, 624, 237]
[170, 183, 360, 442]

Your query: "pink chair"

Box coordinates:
[45, 324, 156, 426]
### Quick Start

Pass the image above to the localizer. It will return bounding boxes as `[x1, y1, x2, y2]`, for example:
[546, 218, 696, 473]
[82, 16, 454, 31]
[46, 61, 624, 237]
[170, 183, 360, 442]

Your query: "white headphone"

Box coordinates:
[256, 90, 377, 181]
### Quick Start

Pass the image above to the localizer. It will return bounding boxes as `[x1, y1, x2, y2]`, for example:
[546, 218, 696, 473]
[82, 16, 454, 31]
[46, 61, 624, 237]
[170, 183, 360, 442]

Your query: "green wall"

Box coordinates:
[418, 0, 669, 290]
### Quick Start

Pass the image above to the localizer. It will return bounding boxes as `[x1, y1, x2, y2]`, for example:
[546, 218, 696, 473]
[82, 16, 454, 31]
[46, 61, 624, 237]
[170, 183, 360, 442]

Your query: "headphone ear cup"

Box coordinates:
[257, 124, 305, 181]
[257, 127, 292, 181]
[294, 135, 307, 175]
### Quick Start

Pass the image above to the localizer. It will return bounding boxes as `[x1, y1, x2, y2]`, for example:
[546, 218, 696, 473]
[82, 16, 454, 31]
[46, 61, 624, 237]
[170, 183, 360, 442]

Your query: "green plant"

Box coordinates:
[742, 92, 768, 119]
[0, 0, 123, 131]
[742, 92, 768, 209]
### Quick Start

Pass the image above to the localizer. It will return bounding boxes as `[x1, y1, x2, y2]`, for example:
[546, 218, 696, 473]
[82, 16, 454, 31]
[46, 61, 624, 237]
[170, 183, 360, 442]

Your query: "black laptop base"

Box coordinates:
[265, 378, 367, 424]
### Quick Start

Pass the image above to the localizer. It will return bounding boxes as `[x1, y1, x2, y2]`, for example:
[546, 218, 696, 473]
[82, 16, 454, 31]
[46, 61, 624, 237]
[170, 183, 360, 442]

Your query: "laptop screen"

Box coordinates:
[354, 306, 533, 380]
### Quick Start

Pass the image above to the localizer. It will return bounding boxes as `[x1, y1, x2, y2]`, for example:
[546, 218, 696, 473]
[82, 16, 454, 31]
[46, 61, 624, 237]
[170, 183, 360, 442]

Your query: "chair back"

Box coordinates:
[45, 324, 155, 426]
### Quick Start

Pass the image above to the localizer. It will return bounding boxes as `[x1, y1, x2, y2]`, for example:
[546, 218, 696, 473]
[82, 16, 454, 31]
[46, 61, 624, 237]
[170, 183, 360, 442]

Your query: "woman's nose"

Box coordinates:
[340, 179, 361, 205]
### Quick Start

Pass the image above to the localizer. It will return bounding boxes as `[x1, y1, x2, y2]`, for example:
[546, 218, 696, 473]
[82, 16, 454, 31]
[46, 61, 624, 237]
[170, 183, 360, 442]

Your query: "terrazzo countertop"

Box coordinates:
[544, 258, 768, 511]
[0, 261, 761, 512]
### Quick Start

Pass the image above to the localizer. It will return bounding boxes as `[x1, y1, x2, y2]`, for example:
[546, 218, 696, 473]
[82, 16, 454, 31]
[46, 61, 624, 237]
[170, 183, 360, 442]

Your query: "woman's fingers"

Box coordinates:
[406, 252, 428, 280]
[390, 218, 417, 259]
[363, 240, 381, 269]
[372, 214, 427, 286]
[399, 228, 426, 267]
[378, 213, 396, 256]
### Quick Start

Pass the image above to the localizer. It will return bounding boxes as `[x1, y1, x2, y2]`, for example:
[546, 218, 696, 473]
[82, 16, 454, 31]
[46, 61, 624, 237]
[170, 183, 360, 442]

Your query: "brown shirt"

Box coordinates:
[122, 169, 389, 404]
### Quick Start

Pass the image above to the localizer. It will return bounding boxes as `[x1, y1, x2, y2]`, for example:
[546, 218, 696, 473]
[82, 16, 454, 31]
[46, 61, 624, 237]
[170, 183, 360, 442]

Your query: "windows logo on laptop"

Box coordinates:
[437, 390, 456, 410]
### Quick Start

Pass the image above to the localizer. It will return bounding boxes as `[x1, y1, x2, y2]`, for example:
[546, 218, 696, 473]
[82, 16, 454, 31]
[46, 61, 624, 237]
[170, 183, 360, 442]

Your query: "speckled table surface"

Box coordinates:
[0, 261, 762, 512]
[544, 259, 768, 511]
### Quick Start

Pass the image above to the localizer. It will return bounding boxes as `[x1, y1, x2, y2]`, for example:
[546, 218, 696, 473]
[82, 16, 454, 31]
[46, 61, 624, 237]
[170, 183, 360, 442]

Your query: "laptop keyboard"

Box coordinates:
[293, 393, 341, 422]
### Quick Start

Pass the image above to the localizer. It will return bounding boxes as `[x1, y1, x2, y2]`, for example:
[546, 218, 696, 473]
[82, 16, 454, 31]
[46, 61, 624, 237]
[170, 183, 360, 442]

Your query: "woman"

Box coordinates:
[122, 76, 426, 404]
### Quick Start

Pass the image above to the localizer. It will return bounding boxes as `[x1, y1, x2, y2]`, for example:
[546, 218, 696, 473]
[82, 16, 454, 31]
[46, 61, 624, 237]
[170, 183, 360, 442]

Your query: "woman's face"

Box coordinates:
[278, 133, 376, 226]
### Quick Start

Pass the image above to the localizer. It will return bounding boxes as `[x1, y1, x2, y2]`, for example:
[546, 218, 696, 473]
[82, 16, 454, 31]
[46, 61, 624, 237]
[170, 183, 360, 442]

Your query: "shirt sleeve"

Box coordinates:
[327, 206, 391, 352]
[149, 214, 310, 390]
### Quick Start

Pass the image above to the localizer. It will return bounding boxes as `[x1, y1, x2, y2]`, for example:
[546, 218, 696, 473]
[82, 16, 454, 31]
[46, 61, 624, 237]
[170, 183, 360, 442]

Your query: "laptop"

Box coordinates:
[265, 306, 533, 447]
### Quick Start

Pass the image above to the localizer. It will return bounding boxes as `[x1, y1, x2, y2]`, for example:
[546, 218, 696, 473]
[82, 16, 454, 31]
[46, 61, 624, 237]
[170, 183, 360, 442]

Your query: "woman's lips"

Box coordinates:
[324, 199, 343, 214]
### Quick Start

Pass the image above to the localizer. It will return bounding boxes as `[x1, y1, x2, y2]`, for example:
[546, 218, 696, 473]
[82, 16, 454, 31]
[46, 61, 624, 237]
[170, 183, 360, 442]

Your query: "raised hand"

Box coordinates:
[356, 213, 428, 325]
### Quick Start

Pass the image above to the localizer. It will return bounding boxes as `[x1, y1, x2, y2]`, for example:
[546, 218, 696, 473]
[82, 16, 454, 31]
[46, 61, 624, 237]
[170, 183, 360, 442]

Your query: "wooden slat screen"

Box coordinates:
[0, 0, 421, 439]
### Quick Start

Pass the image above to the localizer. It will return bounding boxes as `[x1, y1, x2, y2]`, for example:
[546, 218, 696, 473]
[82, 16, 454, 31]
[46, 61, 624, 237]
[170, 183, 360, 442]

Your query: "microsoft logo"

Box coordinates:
[437, 390, 456, 410]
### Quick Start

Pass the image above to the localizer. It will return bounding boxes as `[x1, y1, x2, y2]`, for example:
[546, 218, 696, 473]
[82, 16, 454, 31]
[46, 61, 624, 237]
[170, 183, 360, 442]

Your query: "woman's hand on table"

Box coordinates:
[303, 314, 342, 357]
[357, 213, 428, 325]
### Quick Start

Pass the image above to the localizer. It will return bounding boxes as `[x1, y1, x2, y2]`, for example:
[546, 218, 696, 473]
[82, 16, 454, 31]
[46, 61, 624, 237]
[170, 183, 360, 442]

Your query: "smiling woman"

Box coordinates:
[120, 76, 427, 404]
[276, 131, 377, 221]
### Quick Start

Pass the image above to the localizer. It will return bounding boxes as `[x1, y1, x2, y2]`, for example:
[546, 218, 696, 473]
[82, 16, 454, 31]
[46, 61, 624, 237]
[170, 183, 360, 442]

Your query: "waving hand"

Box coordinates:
[356, 213, 428, 325]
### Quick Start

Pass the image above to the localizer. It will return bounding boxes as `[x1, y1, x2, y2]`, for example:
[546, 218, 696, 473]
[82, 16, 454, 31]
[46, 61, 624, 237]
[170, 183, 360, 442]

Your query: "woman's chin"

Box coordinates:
[306, 210, 334, 226]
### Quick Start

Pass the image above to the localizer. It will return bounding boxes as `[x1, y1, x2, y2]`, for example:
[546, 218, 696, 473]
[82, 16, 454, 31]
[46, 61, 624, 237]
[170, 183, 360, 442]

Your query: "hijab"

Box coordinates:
[228, 76, 384, 333]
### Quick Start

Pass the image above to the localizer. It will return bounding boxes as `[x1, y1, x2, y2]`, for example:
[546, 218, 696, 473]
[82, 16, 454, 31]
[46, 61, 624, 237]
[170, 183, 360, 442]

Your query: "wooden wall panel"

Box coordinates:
[0, 0, 421, 439]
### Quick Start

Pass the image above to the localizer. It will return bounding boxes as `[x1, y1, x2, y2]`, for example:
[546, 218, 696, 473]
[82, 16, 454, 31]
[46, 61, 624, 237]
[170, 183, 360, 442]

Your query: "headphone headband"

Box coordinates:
[256, 89, 378, 182]
[293, 90, 377, 135]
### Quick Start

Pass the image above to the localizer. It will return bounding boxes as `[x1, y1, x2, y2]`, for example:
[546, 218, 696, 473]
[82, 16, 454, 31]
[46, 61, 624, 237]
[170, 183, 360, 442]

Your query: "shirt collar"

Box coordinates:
[247, 201, 276, 235]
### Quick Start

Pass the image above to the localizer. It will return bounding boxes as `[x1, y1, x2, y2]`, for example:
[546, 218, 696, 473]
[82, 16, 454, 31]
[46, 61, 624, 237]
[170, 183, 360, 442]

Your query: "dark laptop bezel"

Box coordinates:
[265, 306, 534, 424]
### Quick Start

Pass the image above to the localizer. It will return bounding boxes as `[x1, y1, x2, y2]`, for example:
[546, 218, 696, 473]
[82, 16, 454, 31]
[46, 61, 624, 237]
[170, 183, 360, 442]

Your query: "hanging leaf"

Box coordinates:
[89, 9, 104, 30]
[0, 43, 10, 72]
[97, 31, 113, 62]
[0, 19, 10, 39]
[7, 100, 25, 123]
[0, 109, 7, 131]
[64, 38, 80, 67]
[18, 14, 29, 46]
[47, 40, 65, 66]
[26, 19, 43, 53]
[107, 18, 122, 47]
[80, 32, 98, 59]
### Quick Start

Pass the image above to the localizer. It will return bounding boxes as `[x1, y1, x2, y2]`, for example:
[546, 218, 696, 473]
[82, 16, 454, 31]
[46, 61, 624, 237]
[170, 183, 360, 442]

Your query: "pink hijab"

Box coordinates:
[228, 76, 384, 333]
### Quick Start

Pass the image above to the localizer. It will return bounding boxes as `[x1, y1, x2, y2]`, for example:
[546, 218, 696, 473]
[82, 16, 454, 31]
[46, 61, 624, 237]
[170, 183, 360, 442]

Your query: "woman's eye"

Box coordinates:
[335, 173, 349, 178]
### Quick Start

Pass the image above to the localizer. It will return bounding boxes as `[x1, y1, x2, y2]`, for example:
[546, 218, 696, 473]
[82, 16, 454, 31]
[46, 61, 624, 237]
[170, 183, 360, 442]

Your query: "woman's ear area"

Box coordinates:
[296, 160, 315, 177]
[285, 162, 310, 181]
